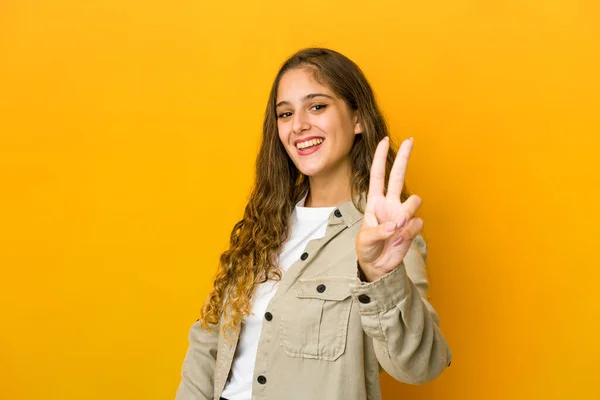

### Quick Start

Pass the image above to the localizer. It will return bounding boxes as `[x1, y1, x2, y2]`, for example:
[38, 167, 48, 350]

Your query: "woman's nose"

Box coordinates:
[292, 110, 310, 134]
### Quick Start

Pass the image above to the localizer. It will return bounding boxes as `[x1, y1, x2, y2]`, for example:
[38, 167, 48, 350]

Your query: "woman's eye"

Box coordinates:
[278, 111, 292, 119]
[311, 104, 327, 111]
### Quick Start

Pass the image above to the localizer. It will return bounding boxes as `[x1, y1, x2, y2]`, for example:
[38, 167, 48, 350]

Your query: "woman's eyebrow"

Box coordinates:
[276, 93, 335, 108]
[304, 93, 334, 101]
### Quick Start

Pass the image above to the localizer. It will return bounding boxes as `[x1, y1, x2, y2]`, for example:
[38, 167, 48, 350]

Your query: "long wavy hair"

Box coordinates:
[199, 48, 411, 339]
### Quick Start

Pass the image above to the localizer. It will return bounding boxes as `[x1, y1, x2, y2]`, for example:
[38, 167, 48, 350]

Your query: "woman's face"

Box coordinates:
[276, 67, 362, 178]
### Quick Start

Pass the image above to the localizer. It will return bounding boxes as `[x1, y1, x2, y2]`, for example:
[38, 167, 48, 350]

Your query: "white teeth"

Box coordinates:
[297, 138, 324, 150]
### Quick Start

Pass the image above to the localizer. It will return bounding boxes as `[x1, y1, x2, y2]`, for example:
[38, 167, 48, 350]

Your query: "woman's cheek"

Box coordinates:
[277, 123, 286, 141]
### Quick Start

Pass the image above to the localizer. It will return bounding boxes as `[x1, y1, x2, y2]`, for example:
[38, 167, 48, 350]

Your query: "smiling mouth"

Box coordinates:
[295, 137, 324, 150]
[295, 138, 324, 156]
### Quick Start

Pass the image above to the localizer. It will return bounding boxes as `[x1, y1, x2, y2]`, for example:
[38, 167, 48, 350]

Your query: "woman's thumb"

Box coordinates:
[360, 221, 397, 247]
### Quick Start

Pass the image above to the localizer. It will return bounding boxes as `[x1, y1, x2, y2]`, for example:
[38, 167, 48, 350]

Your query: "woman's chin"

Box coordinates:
[298, 166, 325, 177]
[292, 156, 328, 177]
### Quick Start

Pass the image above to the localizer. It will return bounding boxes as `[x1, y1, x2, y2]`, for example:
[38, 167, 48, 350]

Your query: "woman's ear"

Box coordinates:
[353, 113, 364, 135]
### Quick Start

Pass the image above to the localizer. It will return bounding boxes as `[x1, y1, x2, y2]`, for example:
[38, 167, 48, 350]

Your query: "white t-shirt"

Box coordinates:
[221, 192, 336, 400]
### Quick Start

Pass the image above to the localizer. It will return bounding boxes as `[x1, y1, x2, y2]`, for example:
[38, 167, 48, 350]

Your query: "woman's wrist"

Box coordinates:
[357, 261, 369, 282]
[357, 260, 390, 282]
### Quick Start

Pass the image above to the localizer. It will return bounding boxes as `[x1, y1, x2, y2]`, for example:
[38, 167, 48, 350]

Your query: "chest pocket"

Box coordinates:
[279, 276, 354, 361]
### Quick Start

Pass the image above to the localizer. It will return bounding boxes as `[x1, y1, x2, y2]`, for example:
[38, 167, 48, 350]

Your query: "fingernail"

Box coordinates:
[392, 236, 405, 246]
[396, 216, 406, 228]
[408, 137, 414, 141]
[383, 137, 389, 142]
[385, 221, 396, 232]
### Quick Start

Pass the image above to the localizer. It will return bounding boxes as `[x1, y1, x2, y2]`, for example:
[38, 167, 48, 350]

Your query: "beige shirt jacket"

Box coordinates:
[176, 192, 452, 400]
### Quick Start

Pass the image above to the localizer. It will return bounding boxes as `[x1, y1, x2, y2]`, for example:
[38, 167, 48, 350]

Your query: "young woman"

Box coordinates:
[176, 48, 452, 400]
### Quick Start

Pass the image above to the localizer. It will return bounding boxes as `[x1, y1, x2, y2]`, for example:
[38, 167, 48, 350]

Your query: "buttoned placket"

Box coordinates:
[248, 208, 350, 399]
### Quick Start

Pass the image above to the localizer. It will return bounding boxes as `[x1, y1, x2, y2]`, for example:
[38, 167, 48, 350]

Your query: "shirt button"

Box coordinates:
[257, 375, 267, 384]
[264, 312, 273, 321]
[300, 252, 308, 260]
[316, 284, 326, 293]
[334, 209, 342, 218]
[358, 294, 371, 304]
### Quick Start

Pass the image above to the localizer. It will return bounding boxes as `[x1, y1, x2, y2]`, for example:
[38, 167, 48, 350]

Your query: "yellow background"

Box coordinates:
[1, 1, 599, 399]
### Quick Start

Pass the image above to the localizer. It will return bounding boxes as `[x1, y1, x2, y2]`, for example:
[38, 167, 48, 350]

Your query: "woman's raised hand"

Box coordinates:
[355, 137, 424, 282]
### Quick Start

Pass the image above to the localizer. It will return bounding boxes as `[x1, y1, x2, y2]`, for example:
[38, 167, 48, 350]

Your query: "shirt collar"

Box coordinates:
[328, 190, 367, 228]
[296, 189, 367, 227]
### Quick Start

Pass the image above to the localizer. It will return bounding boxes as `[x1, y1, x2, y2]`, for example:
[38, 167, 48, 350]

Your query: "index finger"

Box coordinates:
[368, 137, 390, 202]
[386, 137, 414, 200]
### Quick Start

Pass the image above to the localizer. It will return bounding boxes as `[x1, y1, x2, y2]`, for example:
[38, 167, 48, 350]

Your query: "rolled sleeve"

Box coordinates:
[349, 236, 452, 385]
[351, 261, 411, 314]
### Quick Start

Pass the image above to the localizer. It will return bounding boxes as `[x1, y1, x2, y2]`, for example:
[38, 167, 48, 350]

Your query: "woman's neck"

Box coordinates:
[304, 163, 352, 208]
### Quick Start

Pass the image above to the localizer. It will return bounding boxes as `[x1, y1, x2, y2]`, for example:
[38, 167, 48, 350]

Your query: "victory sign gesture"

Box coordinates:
[356, 137, 424, 282]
